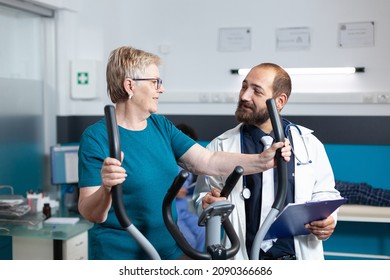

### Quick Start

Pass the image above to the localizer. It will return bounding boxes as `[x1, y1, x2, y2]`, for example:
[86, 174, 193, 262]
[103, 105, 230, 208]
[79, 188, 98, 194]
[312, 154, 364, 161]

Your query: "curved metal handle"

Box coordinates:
[250, 98, 289, 260]
[218, 166, 243, 259]
[220, 166, 244, 198]
[162, 170, 212, 259]
[223, 219, 241, 259]
[163, 166, 244, 259]
[104, 105, 161, 260]
[104, 105, 131, 228]
[266, 98, 288, 211]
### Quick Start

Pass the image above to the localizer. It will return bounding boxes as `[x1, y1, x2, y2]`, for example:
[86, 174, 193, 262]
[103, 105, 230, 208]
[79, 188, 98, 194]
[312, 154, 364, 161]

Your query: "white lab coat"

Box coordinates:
[193, 123, 341, 260]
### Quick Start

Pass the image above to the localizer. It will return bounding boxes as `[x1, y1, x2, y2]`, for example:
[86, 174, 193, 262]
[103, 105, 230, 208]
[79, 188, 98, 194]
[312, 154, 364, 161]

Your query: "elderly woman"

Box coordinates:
[77, 46, 291, 260]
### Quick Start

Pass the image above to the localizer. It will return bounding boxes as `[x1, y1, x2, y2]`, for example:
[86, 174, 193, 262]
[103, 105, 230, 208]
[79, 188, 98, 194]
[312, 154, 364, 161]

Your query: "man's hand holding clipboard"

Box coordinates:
[264, 198, 347, 240]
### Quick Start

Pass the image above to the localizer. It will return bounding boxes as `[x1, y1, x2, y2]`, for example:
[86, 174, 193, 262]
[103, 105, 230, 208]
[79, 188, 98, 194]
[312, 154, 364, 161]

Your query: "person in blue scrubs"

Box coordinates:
[175, 123, 205, 252]
[77, 47, 291, 260]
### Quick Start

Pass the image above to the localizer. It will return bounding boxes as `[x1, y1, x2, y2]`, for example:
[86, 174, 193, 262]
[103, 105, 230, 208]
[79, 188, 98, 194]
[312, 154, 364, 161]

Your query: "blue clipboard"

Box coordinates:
[265, 198, 347, 240]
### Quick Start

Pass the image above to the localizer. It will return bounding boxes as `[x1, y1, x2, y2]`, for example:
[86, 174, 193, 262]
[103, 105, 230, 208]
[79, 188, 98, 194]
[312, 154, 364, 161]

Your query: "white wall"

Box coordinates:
[54, 0, 390, 116]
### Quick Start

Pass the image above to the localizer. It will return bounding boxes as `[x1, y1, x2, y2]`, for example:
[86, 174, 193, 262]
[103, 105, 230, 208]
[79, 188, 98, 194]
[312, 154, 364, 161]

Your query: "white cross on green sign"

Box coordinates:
[77, 72, 89, 85]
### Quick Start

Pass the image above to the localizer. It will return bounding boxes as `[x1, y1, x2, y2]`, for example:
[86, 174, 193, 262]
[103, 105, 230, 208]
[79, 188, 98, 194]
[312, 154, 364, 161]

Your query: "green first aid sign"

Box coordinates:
[71, 60, 97, 99]
[77, 72, 89, 85]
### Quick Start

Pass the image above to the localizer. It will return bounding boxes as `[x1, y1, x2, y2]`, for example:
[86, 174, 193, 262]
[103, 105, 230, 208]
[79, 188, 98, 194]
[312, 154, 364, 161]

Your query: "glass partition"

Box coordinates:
[0, 4, 44, 195]
[0, 4, 46, 260]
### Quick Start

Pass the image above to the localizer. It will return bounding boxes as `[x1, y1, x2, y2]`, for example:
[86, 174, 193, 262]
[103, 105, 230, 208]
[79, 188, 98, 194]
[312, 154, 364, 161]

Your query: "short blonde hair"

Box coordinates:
[106, 46, 161, 103]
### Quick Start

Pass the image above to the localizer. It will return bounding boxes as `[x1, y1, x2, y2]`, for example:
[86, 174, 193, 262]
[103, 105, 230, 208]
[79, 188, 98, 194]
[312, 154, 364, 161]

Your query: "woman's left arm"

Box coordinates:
[178, 139, 291, 177]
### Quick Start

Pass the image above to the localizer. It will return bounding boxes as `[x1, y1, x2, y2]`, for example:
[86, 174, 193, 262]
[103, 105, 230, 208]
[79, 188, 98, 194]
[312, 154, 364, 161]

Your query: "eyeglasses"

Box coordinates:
[132, 78, 163, 90]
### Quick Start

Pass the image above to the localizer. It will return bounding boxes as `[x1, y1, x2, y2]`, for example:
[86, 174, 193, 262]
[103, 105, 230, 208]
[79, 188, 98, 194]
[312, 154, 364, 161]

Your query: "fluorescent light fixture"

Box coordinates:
[230, 67, 365, 75]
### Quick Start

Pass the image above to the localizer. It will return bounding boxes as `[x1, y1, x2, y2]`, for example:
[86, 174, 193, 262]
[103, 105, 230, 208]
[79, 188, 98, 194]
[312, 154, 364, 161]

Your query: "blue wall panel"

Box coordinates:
[324, 222, 390, 259]
[325, 144, 390, 190]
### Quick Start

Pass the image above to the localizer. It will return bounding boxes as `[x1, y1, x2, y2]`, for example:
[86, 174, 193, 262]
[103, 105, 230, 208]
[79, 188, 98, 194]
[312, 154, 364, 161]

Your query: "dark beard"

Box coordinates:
[235, 100, 269, 126]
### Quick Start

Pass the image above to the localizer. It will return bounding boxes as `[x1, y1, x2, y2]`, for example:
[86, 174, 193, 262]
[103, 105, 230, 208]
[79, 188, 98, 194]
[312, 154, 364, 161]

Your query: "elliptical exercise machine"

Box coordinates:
[163, 98, 288, 260]
[104, 105, 243, 260]
[104, 98, 287, 260]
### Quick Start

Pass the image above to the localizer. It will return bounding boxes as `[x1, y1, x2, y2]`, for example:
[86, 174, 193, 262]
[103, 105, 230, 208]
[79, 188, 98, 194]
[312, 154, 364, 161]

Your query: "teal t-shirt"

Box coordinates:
[78, 114, 196, 260]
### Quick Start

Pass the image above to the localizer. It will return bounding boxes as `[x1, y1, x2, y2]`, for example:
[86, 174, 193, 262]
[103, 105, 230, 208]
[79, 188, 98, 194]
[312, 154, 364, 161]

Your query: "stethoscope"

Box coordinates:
[239, 120, 312, 200]
[283, 120, 312, 166]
